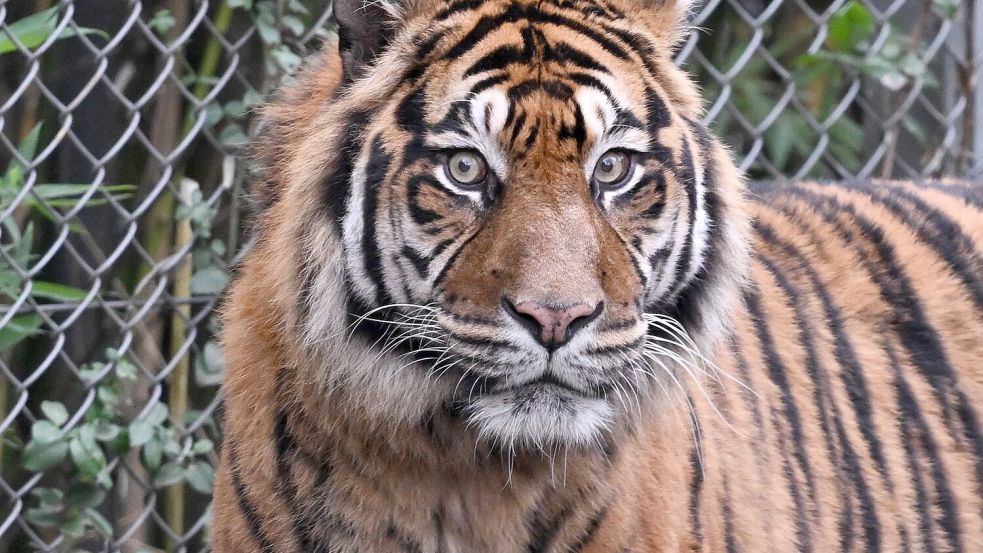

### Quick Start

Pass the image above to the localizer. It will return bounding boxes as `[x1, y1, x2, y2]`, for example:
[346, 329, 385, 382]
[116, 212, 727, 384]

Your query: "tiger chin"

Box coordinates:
[212, 0, 983, 550]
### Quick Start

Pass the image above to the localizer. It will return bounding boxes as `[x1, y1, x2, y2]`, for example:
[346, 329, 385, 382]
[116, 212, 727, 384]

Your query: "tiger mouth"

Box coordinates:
[489, 372, 612, 400]
[498, 373, 585, 394]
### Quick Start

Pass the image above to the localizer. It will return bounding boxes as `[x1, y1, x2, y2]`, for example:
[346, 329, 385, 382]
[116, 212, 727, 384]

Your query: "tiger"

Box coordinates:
[211, 0, 983, 550]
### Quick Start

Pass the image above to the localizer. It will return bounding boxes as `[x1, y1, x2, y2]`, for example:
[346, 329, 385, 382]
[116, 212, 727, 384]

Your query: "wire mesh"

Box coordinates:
[0, 0, 978, 551]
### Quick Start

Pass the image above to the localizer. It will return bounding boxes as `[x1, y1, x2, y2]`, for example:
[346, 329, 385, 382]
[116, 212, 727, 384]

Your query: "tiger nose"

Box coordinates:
[502, 299, 604, 351]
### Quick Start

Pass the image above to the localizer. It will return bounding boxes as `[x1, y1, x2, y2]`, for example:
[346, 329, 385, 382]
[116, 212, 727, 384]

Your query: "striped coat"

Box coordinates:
[211, 0, 983, 548]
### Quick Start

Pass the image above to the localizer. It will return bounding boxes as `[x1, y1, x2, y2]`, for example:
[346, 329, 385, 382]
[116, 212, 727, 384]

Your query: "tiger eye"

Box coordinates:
[447, 151, 487, 187]
[593, 151, 631, 187]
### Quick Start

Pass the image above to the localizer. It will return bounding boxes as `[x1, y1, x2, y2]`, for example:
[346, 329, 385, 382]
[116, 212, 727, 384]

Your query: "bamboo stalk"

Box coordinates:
[162, 2, 235, 547]
[164, 178, 196, 548]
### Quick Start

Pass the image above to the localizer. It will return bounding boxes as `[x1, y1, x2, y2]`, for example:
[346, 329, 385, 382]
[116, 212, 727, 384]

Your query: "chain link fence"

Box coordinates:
[0, 0, 979, 551]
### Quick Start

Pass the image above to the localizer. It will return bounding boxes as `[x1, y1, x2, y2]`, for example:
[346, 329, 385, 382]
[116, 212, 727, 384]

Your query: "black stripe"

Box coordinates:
[644, 86, 671, 130]
[526, 505, 573, 553]
[756, 220, 895, 485]
[228, 443, 277, 553]
[440, 3, 632, 68]
[449, 332, 521, 351]
[778, 186, 978, 550]
[408, 175, 453, 228]
[743, 286, 818, 528]
[470, 73, 510, 94]
[548, 41, 608, 73]
[687, 437, 705, 548]
[725, 333, 782, 546]
[523, 124, 540, 150]
[721, 475, 740, 553]
[321, 111, 370, 228]
[401, 245, 431, 279]
[558, 100, 587, 147]
[443, 3, 529, 60]
[432, 230, 481, 290]
[434, 0, 485, 20]
[386, 523, 423, 553]
[509, 112, 528, 147]
[658, 121, 720, 339]
[361, 136, 394, 306]
[772, 406, 814, 553]
[568, 508, 606, 552]
[755, 221, 889, 551]
[273, 411, 321, 552]
[867, 183, 983, 313]
[665, 136, 699, 300]
[884, 338, 944, 553]
[464, 44, 528, 77]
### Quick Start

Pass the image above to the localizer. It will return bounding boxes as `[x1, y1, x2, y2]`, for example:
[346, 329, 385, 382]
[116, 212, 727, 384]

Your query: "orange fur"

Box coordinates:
[213, 0, 983, 550]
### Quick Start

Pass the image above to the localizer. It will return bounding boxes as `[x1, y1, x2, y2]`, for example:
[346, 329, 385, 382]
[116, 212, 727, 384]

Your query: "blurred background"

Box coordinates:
[0, 0, 979, 551]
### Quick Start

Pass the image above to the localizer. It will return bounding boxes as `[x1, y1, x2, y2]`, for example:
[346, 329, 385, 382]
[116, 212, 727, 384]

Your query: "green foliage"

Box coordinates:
[0, 124, 134, 352]
[20, 351, 215, 543]
[147, 9, 177, 35]
[0, 7, 107, 55]
[699, 0, 952, 178]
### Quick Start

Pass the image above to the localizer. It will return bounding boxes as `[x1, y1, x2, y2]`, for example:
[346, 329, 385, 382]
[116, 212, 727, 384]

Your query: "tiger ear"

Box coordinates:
[332, 0, 408, 81]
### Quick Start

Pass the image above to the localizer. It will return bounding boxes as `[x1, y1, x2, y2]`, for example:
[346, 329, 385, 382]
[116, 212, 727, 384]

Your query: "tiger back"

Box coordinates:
[212, 0, 983, 549]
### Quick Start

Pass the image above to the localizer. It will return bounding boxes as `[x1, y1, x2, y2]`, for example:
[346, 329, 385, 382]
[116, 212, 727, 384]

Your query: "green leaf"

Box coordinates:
[281, 14, 306, 37]
[143, 435, 164, 471]
[146, 403, 169, 426]
[31, 183, 134, 198]
[40, 401, 69, 426]
[24, 507, 62, 528]
[18, 123, 43, 158]
[191, 265, 229, 294]
[185, 461, 215, 494]
[23, 438, 69, 471]
[827, 1, 875, 53]
[254, 5, 281, 45]
[153, 462, 185, 488]
[115, 356, 138, 381]
[0, 7, 108, 55]
[32, 487, 64, 506]
[195, 341, 225, 387]
[148, 9, 177, 34]
[92, 420, 120, 442]
[64, 482, 106, 512]
[223, 100, 247, 119]
[86, 508, 113, 537]
[30, 281, 88, 301]
[60, 513, 86, 537]
[0, 314, 42, 351]
[128, 419, 155, 447]
[31, 420, 64, 444]
[218, 123, 249, 147]
[192, 438, 214, 455]
[69, 428, 106, 478]
[271, 46, 302, 73]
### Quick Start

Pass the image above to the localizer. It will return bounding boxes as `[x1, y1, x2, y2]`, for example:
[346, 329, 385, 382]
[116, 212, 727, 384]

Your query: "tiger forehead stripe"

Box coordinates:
[404, 1, 662, 87]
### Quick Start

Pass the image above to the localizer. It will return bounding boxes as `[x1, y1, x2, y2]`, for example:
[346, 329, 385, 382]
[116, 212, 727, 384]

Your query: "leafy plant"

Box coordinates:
[0, 7, 107, 55]
[0, 124, 133, 352]
[20, 350, 215, 544]
[697, 0, 953, 178]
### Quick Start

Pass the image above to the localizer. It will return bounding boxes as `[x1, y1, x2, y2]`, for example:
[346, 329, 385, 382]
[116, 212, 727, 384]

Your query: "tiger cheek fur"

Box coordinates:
[212, 0, 983, 550]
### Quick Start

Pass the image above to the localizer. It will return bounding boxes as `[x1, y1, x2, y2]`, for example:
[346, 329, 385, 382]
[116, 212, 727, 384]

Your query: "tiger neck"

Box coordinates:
[278, 365, 684, 550]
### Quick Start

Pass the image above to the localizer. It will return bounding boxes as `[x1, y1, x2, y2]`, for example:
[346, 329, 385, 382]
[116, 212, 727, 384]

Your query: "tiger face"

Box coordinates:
[265, 0, 748, 451]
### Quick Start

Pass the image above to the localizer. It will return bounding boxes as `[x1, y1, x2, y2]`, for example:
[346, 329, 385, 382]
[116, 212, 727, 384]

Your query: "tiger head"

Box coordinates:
[251, 0, 749, 452]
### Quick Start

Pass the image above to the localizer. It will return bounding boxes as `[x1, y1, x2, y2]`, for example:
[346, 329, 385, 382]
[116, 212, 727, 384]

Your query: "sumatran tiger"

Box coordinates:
[211, 0, 983, 550]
